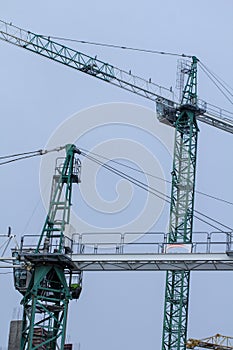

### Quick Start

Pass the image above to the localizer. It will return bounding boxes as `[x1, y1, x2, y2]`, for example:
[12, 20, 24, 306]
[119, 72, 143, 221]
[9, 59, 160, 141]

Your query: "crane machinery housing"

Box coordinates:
[0, 20, 233, 350]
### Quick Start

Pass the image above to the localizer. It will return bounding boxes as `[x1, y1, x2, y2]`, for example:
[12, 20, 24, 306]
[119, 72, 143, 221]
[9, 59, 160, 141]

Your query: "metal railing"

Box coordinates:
[71, 231, 233, 255]
[18, 234, 73, 256]
[17, 231, 233, 256]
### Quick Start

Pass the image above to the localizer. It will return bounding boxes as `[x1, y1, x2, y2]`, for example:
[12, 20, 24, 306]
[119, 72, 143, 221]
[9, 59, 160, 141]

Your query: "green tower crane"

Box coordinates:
[13, 144, 82, 350]
[162, 57, 201, 350]
[0, 20, 232, 350]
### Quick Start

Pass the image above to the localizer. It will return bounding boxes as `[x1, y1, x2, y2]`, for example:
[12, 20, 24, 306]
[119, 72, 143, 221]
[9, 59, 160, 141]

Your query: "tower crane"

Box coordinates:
[0, 20, 232, 350]
[186, 334, 233, 350]
[13, 144, 82, 350]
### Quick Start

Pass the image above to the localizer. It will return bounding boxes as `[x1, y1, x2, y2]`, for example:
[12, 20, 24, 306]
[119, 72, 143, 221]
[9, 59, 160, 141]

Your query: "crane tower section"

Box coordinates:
[13, 144, 82, 350]
[162, 57, 201, 350]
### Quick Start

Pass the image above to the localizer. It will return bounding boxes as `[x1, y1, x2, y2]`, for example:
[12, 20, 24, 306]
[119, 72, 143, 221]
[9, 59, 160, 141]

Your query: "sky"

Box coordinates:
[0, 1, 233, 349]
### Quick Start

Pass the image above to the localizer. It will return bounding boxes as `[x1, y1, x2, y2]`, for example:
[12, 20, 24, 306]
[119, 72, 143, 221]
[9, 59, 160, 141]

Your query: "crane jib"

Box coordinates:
[0, 19, 232, 133]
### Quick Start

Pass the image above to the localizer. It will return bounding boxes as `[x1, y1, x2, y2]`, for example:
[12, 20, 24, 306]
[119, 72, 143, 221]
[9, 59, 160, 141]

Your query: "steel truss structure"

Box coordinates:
[0, 20, 233, 133]
[13, 145, 82, 350]
[187, 333, 233, 349]
[162, 57, 200, 350]
[0, 20, 233, 350]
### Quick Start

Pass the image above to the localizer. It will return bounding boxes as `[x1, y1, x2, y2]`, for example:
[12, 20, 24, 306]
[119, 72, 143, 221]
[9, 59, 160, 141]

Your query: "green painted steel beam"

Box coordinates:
[21, 265, 71, 350]
[0, 20, 232, 132]
[162, 57, 199, 350]
[35, 144, 81, 253]
[0, 20, 173, 104]
[17, 144, 82, 350]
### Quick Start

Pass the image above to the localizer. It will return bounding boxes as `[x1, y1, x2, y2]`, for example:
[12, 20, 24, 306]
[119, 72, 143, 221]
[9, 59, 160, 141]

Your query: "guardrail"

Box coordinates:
[18, 231, 233, 256]
[72, 231, 233, 255]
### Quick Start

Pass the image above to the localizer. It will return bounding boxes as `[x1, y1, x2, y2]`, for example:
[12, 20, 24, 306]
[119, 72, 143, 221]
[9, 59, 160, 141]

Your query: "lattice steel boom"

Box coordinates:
[0, 20, 233, 133]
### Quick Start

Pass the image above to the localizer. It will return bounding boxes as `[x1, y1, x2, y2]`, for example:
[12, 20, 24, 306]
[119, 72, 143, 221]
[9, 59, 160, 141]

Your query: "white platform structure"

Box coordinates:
[2, 231, 233, 272]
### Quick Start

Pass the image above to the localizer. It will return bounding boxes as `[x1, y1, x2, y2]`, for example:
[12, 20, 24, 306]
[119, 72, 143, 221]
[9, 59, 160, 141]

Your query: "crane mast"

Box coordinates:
[162, 57, 200, 350]
[13, 144, 82, 350]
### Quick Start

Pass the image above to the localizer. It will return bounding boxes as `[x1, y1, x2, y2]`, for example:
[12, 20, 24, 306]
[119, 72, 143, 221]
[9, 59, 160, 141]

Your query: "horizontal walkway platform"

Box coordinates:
[3, 231, 233, 272]
[71, 252, 233, 271]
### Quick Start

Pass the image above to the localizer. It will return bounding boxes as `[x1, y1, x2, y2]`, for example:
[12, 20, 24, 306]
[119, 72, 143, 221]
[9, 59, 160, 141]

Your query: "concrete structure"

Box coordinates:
[8, 320, 22, 350]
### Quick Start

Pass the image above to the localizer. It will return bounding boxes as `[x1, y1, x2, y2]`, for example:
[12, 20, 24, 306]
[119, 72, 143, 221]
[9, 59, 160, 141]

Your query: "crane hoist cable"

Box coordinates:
[37, 34, 193, 58]
[199, 62, 233, 105]
[0, 145, 231, 233]
[0, 145, 66, 166]
[1, 144, 233, 207]
[0, 149, 45, 160]
[199, 61, 233, 98]
[31, 33, 233, 106]
[79, 147, 233, 206]
[80, 150, 233, 233]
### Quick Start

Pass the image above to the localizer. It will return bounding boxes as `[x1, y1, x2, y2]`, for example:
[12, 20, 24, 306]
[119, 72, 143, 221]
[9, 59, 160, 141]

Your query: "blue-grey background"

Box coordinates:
[0, 1, 233, 349]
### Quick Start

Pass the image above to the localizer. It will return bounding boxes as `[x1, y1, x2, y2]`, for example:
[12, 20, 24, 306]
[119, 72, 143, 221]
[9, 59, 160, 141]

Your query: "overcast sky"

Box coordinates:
[0, 1, 233, 349]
